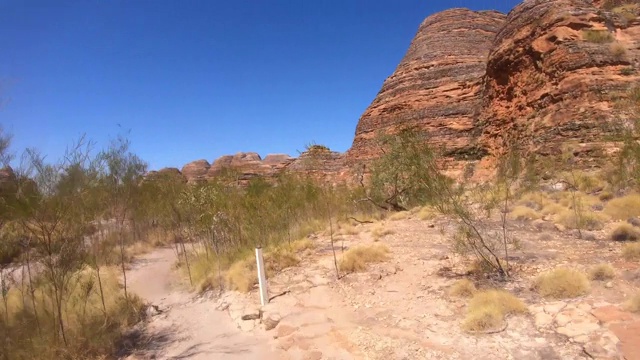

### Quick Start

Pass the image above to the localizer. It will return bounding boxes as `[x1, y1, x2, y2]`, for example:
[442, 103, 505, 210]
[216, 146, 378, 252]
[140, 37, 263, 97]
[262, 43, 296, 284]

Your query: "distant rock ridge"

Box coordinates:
[164, 0, 640, 184]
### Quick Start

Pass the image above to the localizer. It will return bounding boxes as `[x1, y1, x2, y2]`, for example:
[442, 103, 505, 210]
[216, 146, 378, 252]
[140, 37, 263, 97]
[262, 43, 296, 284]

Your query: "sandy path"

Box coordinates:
[126, 248, 278, 360]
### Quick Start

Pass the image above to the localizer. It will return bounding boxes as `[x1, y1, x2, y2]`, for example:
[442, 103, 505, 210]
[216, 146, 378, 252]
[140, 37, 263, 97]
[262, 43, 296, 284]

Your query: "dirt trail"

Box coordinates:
[126, 247, 279, 360]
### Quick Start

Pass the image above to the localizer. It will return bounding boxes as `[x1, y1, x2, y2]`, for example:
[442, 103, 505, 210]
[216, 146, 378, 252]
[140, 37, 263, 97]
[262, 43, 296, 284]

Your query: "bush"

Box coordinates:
[518, 192, 552, 210]
[338, 244, 390, 273]
[604, 194, 640, 220]
[534, 268, 590, 298]
[599, 191, 614, 202]
[463, 290, 527, 332]
[541, 203, 567, 216]
[556, 209, 608, 230]
[626, 292, 640, 313]
[622, 242, 640, 260]
[582, 29, 614, 43]
[371, 224, 395, 240]
[589, 263, 616, 281]
[418, 206, 437, 220]
[509, 206, 541, 221]
[389, 211, 410, 221]
[449, 279, 477, 297]
[611, 223, 640, 241]
[611, 43, 627, 58]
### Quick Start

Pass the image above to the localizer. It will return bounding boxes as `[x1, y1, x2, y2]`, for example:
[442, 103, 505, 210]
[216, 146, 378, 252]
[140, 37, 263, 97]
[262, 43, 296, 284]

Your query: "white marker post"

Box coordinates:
[255, 246, 269, 306]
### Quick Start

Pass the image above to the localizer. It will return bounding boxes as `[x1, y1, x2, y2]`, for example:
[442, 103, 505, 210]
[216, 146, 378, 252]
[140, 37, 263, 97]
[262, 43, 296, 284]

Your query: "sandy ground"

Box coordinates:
[124, 211, 640, 360]
[125, 247, 279, 360]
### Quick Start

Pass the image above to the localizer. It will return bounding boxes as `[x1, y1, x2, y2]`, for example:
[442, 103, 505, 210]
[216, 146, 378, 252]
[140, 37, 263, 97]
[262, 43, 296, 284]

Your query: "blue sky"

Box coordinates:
[0, 0, 520, 170]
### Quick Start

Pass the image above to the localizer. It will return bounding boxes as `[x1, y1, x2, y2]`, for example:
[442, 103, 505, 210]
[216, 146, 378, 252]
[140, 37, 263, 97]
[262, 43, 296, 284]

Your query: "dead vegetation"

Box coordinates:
[534, 268, 590, 299]
[589, 263, 616, 281]
[463, 290, 527, 332]
[611, 223, 640, 241]
[449, 279, 477, 297]
[338, 244, 390, 273]
[622, 242, 640, 260]
[626, 292, 640, 313]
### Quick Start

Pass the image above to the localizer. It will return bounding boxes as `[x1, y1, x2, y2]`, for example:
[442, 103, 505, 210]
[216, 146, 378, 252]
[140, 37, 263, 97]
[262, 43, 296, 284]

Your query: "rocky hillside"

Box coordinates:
[169, 0, 640, 184]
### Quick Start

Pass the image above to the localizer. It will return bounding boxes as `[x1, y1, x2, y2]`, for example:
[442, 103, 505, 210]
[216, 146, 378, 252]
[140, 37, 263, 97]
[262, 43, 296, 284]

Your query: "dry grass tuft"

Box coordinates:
[582, 29, 614, 43]
[337, 222, 360, 236]
[611, 43, 627, 58]
[604, 194, 640, 220]
[449, 279, 477, 297]
[463, 290, 527, 332]
[509, 206, 541, 221]
[589, 263, 616, 281]
[534, 268, 590, 299]
[389, 211, 410, 221]
[371, 223, 395, 240]
[556, 209, 608, 230]
[622, 242, 640, 260]
[518, 192, 552, 210]
[225, 258, 256, 292]
[599, 191, 614, 202]
[541, 203, 567, 217]
[418, 206, 438, 220]
[338, 243, 390, 273]
[625, 292, 640, 313]
[611, 223, 640, 242]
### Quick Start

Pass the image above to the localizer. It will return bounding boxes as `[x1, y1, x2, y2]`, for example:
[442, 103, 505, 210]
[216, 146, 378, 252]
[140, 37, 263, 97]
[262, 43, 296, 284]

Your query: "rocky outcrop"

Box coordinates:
[181, 160, 210, 184]
[287, 146, 350, 184]
[208, 152, 294, 183]
[172, 0, 640, 184]
[345, 9, 507, 165]
[478, 0, 640, 166]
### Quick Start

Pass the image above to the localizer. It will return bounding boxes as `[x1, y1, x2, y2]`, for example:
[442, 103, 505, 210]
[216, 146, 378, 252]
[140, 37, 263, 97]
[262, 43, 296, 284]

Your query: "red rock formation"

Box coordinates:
[181, 160, 210, 184]
[478, 0, 640, 166]
[207, 152, 294, 182]
[345, 8, 507, 166]
[287, 146, 350, 184]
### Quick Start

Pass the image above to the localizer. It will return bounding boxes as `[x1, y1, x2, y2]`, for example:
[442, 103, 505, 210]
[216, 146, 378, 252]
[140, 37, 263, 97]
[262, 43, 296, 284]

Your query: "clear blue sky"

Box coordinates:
[0, 0, 520, 170]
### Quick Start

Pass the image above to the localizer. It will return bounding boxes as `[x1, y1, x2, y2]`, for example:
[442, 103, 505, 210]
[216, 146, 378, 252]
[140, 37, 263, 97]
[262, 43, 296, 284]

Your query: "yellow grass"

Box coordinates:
[534, 268, 590, 299]
[622, 242, 640, 260]
[588, 263, 615, 281]
[0, 266, 144, 358]
[463, 290, 527, 332]
[223, 245, 302, 293]
[541, 203, 567, 216]
[611, 223, 640, 242]
[599, 191, 614, 202]
[338, 244, 390, 273]
[371, 223, 395, 240]
[625, 292, 640, 313]
[555, 209, 608, 230]
[611, 43, 627, 58]
[418, 206, 438, 220]
[604, 194, 640, 220]
[517, 192, 552, 210]
[449, 279, 477, 298]
[509, 206, 541, 221]
[389, 211, 410, 221]
[582, 29, 614, 43]
[336, 221, 360, 236]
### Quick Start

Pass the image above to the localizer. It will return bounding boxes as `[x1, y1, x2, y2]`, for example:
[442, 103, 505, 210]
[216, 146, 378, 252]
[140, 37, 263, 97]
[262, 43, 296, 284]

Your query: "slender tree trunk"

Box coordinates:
[53, 283, 68, 346]
[119, 219, 128, 300]
[180, 237, 193, 286]
[25, 251, 41, 336]
[501, 186, 510, 278]
[328, 203, 339, 279]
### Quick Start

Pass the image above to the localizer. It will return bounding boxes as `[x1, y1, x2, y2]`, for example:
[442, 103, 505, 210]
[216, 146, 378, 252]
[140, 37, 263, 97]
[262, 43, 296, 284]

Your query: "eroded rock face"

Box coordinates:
[478, 0, 640, 165]
[346, 8, 507, 165]
[288, 146, 350, 184]
[181, 160, 211, 184]
[207, 152, 295, 184]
